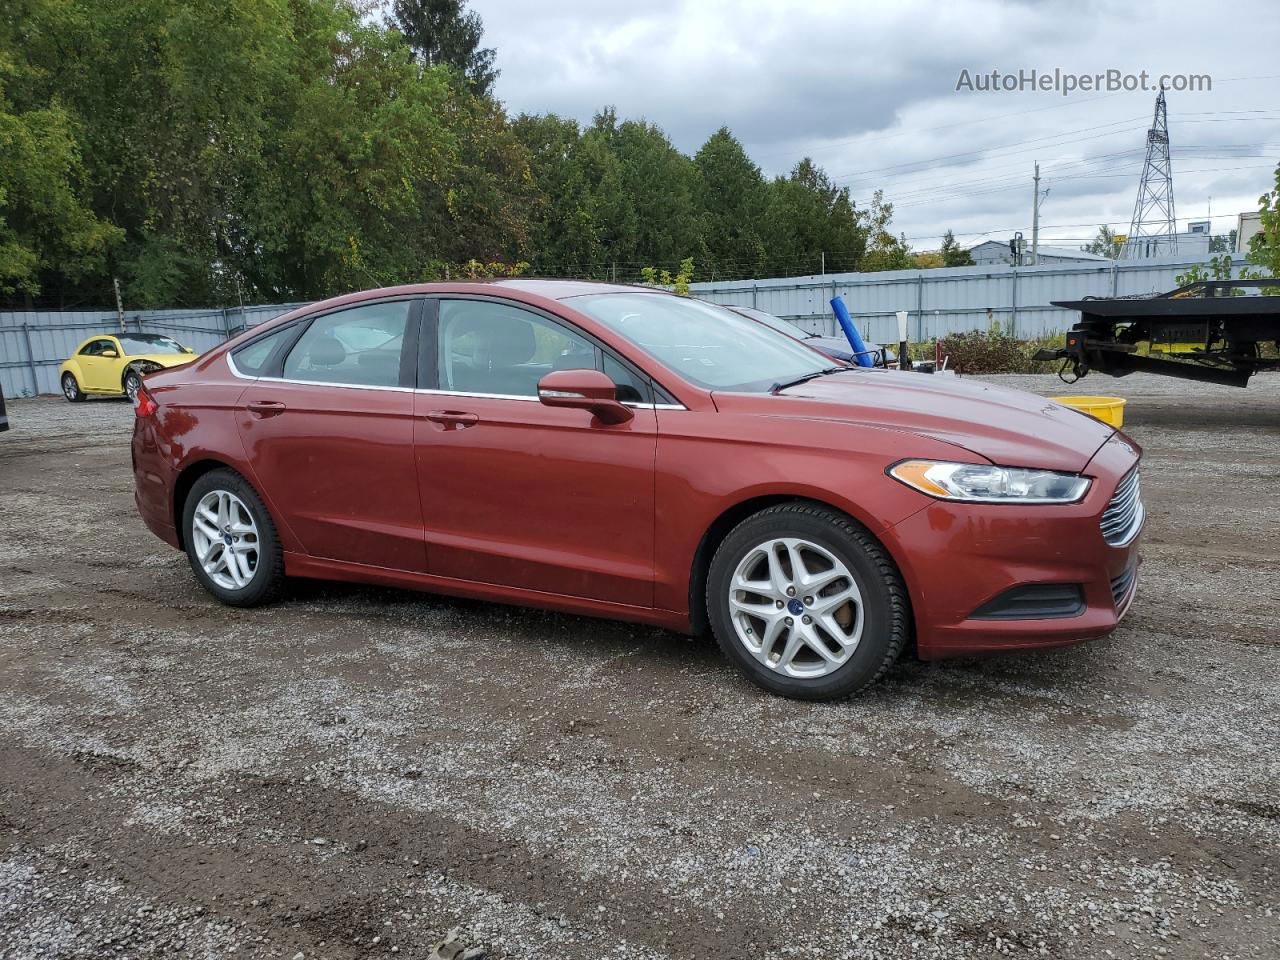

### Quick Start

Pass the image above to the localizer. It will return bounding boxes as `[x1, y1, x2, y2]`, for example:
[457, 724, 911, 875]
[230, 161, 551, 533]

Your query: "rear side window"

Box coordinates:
[282, 302, 412, 387]
[80, 339, 114, 356]
[232, 326, 295, 377]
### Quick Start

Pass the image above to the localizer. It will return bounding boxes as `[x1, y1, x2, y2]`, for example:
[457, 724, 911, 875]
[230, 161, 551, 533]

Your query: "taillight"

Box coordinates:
[134, 385, 158, 418]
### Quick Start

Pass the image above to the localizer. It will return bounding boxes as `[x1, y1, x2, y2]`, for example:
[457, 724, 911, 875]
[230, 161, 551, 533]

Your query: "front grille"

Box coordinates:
[1110, 563, 1137, 608]
[1100, 467, 1144, 546]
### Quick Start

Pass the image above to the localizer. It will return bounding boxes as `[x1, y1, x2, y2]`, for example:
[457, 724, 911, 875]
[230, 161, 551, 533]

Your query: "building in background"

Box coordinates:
[1237, 211, 1263, 254]
[968, 240, 1111, 267]
[1119, 221, 1213, 260]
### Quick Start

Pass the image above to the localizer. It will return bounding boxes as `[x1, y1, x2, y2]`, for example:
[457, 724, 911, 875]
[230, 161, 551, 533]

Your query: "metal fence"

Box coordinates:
[0, 252, 1247, 396]
[689, 253, 1247, 344]
[0, 303, 306, 398]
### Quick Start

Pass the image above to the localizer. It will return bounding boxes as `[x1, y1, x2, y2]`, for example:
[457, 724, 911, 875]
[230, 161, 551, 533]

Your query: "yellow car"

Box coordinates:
[59, 333, 197, 403]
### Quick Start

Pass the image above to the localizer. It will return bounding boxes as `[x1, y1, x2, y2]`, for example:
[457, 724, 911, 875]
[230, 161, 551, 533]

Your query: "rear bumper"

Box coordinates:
[132, 419, 181, 549]
[887, 434, 1142, 659]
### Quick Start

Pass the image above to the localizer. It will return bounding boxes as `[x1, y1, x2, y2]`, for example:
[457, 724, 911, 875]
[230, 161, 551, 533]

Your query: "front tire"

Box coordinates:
[123, 369, 143, 403]
[707, 502, 910, 701]
[62, 373, 84, 403]
[182, 468, 284, 607]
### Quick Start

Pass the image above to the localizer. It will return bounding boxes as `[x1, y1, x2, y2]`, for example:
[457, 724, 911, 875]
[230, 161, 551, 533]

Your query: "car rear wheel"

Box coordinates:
[62, 373, 84, 403]
[123, 369, 143, 403]
[707, 502, 909, 700]
[182, 468, 284, 607]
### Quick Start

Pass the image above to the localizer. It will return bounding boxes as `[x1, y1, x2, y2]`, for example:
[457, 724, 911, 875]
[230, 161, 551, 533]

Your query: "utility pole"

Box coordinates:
[113, 277, 126, 334]
[1031, 162, 1040, 266]
[820, 251, 825, 276]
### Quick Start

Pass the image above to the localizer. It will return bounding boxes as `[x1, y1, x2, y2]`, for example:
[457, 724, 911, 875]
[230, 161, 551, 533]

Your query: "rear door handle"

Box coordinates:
[247, 400, 287, 418]
[424, 409, 479, 430]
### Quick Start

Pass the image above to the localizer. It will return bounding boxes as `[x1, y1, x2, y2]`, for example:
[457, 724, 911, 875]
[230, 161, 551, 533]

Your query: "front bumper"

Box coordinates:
[887, 433, 1142, 659]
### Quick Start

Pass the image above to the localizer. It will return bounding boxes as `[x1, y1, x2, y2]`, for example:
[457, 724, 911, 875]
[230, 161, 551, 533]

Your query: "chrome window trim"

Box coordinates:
[229, 354, 688, 408]
[415, 387, 685, 410]
[226, 355, 414, 393]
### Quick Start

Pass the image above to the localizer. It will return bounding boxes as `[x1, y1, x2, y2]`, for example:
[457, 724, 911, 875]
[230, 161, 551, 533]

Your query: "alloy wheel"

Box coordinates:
[728, 536, 864, 679]
[125, 372, 141, 403]
[191, 489, 260, 590]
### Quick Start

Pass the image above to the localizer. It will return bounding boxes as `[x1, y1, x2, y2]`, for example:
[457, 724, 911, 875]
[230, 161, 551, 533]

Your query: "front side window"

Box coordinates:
[231, 325, 297, 377]
[80, 339, 114, 357]
[117, 334, 187, 356]
[283, 302, 411, 388]
[437, 300, 595, 398]
[567, 292, 830, 393]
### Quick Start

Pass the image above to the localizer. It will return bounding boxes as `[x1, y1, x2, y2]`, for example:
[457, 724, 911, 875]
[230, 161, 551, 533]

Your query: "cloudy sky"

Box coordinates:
[470, 0, 1280, 253]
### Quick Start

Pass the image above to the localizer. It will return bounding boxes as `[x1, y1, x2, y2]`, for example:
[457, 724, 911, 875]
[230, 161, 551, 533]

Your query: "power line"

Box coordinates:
[758, 90, 1136, 159]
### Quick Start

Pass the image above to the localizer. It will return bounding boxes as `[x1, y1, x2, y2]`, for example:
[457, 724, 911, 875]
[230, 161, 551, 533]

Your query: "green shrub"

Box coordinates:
[933, 329, 1060, 374]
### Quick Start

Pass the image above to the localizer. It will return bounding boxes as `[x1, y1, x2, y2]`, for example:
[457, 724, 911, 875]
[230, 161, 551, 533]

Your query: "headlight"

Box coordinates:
[889, 460, 1090, 504]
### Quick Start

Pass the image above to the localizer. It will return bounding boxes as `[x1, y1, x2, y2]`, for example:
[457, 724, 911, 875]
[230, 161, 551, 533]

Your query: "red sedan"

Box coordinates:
[132, 280, 1143, 700]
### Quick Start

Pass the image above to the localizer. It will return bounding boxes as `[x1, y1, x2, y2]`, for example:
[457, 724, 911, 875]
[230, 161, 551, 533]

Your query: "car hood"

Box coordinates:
[128, 353, 197, 367]
[713, 368, 1115, 472]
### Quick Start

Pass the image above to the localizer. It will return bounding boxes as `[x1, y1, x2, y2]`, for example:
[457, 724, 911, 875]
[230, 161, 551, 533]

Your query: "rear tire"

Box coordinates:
[62, 373, 84, 403]
[706, 501, 909, 701]
[182, 468, 284, 607]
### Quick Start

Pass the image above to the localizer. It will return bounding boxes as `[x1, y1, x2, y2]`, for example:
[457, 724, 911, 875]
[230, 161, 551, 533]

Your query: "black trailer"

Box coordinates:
[1038, 279, 1280, 388]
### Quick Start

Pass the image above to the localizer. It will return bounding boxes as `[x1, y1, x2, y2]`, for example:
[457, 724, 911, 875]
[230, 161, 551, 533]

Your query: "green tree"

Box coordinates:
[1249, 163, 1280, 277]
[1082, 224, 1122, 259]
[0, 23, 120, 298]
[939, 229, 974, 267]
[860, 191, 913, 272]
[760, 158, 867, 275]
[1209, 228, 1237, 254]
[693, 127, 767, 280]
[390, 0, 497, 96]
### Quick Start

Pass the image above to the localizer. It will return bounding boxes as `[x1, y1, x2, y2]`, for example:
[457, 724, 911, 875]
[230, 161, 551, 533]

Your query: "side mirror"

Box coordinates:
[183, 346, 195, 354]
[537, 369, 634, 425]
[101, 348, 119, 358]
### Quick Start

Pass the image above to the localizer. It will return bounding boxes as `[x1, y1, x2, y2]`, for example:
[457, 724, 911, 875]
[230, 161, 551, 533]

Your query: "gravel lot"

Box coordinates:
[1, 373, 1278, 960]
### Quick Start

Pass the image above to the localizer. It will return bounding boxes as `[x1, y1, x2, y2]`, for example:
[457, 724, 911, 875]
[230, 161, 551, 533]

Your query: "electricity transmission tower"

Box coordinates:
[1121, 88, 1177, 259]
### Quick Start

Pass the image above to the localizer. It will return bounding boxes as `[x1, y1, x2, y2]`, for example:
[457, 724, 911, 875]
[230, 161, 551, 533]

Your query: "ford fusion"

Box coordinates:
[132, 280, 1143, 700]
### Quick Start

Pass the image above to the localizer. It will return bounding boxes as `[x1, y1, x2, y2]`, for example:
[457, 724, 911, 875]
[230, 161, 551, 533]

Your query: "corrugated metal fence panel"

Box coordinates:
[0, 303, 307, 397]
[0, 257, 1246, 396]
[691, 254, 1243, 343]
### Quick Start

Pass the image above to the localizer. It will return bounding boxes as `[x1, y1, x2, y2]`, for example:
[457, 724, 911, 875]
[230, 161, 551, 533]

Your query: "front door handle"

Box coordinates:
[424, 409, 479, 430]
[247, 400, 287, 418]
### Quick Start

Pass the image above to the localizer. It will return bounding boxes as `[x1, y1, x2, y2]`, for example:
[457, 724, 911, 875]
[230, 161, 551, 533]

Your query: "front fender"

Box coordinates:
[652, 409, 969, 618]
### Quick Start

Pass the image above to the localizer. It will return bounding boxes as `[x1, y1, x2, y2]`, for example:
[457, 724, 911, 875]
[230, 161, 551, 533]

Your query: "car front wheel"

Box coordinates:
[707, 501, 910, 701]
[62, 373, 84, 402]
[123, 369, 143, 403]
[182, 468, 284, 606]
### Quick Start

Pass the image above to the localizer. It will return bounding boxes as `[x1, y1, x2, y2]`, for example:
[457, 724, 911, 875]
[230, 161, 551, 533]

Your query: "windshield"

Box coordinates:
[567, 292, 831, 392]
[728, 305, 811, 339]
[117, 334, 187, 356]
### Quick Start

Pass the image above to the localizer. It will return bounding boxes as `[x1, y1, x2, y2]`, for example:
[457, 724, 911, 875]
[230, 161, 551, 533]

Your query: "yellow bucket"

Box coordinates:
[1051, 395, 1126, 428]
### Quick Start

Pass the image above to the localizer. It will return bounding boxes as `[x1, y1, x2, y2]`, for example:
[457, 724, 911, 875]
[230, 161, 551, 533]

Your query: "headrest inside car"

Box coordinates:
[309, 335, 347, 368]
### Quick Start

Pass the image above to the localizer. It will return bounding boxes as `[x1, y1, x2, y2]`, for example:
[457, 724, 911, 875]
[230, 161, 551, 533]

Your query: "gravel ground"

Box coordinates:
[1, 373, 1278, 960]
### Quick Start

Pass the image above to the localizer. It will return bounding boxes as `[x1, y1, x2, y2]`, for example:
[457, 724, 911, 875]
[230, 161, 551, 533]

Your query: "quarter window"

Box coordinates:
[437, 300, 596, 398]
[282, 302, 412, 388]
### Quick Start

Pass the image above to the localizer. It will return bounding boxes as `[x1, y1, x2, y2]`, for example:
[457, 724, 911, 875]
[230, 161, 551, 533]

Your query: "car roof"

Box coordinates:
[488, 278, 661, 300]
